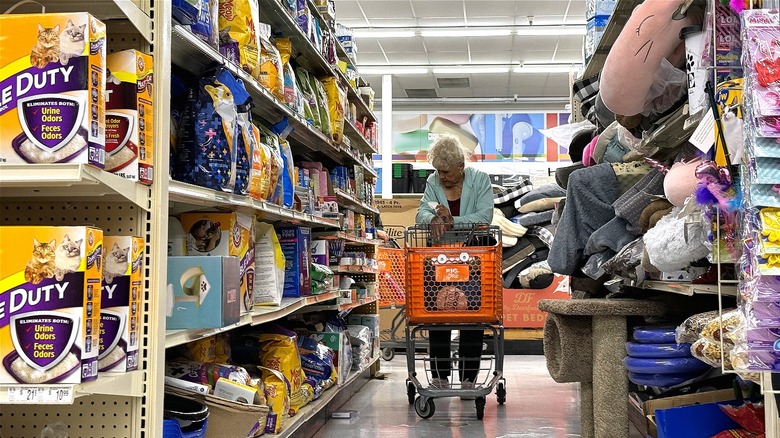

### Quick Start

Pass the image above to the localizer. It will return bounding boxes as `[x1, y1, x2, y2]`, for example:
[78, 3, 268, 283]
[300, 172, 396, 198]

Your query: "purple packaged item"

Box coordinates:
[748, 301, 780, 327]
[748, 349, 780, 371]
[747, 327, 780, 348]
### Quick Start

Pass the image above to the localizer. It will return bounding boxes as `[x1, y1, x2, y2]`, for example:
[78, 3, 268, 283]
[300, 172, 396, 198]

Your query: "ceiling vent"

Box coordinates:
[405, 88, 438, 98]
[437, 77, 470, 88]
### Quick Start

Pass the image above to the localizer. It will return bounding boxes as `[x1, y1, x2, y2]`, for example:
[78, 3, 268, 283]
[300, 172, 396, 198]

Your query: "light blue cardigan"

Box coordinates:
[416, 167, 494, 225]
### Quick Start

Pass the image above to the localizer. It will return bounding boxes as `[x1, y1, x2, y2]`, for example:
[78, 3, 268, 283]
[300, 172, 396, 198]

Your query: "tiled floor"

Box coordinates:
[313, 355, 584, 438]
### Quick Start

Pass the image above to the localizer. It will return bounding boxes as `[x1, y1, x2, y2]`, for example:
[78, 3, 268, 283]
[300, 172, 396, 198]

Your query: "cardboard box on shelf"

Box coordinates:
[628, 389, 738, 438]
[0, 226, 103, 384]
[165, 256, 240, 330]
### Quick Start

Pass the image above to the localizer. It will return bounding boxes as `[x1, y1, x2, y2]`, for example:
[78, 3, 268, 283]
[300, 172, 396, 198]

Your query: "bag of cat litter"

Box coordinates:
[311, 76, 331, 136]
[257, 23, 284, 101]
[253, 222, 286, 306]
[321, 76, 345, 144]
[99, 236, 143, 373]
[218, 0, 261, 77]
[189, 0, 219, 50]
[214, 68, 252, 196]
[105, 50, 154, 184]
[0, 226, 103, 384]
[0, 13, 106, 167]
[175, 73, 239, 192]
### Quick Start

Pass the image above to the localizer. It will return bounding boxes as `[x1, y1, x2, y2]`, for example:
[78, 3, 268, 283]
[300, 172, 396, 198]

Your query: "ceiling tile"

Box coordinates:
[415, 17, 467, 26]
[469, 51, 514, 64]
[463, 16, 516, 26]
[357, 0, 415, 22]
[377, 38, 427, 52]
[469, 73, 511, 88]
[513, 50, 556, 63]
[421, 37, 469, 52]
[513, 1, 572, 17]
[436, 87, 474, 98]
[544, 74, 572, 90]
[335, 0, 365, 20]
[510, 74, 549, 89]
[463, 1, 518, 18]
[351, 17, 418, 27]
[385, 52, 430, 64]
[470, 87, 512, 98]
[467, 36, 513, 51]
[409, 1, 465, 18]
[356, 52, 388, 64]
[552, 50, 584, 63]
[354, 38, 383, 53]
[514, 35, 560, 50]
[396, 76, 439, 89]
[427, 51, 471, 64]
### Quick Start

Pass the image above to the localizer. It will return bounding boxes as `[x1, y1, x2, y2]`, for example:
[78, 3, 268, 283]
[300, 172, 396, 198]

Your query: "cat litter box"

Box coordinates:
[163, 393, 209, 438]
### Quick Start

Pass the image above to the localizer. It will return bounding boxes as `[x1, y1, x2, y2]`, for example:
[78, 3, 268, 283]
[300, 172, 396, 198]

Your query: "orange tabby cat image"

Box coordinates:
[30, 23, 60, 68]
[24, 238, 57, 284]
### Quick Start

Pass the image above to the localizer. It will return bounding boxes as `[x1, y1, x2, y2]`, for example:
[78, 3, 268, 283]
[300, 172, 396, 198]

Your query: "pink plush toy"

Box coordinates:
[601, 0, 702, 116]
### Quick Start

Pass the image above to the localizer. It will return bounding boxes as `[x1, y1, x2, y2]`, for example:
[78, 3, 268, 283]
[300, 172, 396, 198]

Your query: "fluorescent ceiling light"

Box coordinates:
[420, 28, 512, 38]
[514, 65, 580, 73]
[352, 29, 416, 38]
[359, 66, 429, 75]
[515, 25, 586, 36]
[432, 66, 510, 74]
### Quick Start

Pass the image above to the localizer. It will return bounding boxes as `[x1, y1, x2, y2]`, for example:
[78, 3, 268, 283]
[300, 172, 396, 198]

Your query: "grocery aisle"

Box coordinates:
[314, 355, 582, 437]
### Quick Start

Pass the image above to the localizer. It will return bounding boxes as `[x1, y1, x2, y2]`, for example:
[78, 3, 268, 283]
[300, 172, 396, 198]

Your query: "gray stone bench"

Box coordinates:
[538, 298, 668, 438]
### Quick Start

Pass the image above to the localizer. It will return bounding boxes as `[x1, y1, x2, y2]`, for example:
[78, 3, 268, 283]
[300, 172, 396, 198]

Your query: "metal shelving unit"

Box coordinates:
[335, 189, 380, 215]
[581, 0, 642, 79]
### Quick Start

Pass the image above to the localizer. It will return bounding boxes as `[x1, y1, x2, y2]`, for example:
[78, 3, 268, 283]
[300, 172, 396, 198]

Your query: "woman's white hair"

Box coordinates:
[428, 134, 470, 170]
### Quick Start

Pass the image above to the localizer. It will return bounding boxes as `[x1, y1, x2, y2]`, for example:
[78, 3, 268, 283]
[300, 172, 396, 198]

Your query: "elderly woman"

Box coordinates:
[415, 134, 494, 391]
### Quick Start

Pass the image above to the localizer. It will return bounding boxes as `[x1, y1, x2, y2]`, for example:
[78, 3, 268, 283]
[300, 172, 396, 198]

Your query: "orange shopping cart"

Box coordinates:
[404, 223, 506, 420]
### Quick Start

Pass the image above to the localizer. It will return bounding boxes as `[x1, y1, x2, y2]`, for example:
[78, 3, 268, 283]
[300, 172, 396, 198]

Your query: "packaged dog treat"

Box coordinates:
[257, 23, 284, 101]
[179, 212, 255, 313]
[0, 13, 106, 167]
[105, 50, 154, 184]
[218, 0, 261, 76]
[0, 226, 103, 384]
[320, 76, 345, 144]
[99, 236, 143, 373]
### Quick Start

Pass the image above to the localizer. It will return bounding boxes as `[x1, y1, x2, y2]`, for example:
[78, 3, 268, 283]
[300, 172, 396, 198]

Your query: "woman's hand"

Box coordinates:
[435, 204, 454, 224]
[376, 229, 389, 242]
[430, 217, 450, 241]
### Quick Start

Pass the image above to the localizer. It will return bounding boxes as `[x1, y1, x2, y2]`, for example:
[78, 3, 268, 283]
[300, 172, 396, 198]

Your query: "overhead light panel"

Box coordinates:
[358, 66, 429, 75]
[432, 66, 510, 74]
[352, 29, 416, 38]
[420, 28, 512, 38]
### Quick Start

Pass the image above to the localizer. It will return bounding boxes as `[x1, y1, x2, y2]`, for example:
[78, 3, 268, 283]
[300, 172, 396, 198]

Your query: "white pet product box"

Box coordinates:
[99, 235, 144, 373]
[0, 226, 103, 384]
[586, 0, 617, 20]
[165, 256, 241, 330]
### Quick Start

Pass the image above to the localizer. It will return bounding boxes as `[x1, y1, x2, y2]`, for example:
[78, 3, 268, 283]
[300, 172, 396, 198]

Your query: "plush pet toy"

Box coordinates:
[601, 0, 703, 116]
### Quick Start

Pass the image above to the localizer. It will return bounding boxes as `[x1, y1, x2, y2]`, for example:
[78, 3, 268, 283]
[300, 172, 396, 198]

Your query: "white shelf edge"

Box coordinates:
[0, 370, 145, 405]
[306, 295, 378, 313]
[334, 189, 380, 215]
[642, 280, 737, 297]
[0, 164, 150, 211]
[277, 355, 379, 438]
[113, 0, 153, 44]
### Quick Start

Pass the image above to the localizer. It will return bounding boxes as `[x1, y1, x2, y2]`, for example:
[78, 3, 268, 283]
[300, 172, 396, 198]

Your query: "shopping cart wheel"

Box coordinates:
[382, 347, 395, 361]
[414, 396, 435, 419]
[475, 396, 486, 420]
[496, 382, 506, 405]
[406, 380, 416, 405]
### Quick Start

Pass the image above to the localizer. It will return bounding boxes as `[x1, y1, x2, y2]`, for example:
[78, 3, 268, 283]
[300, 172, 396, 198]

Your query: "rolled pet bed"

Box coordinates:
[625, 342, 692, 359]
[632, 326, 677, 344]
[628, 371, 703, 388]
[623, 356, 711, 375]
[543, 312, 593, 383]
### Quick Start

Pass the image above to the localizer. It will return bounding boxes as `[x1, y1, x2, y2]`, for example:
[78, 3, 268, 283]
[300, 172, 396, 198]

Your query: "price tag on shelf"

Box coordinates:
[6, 386, 73, 404]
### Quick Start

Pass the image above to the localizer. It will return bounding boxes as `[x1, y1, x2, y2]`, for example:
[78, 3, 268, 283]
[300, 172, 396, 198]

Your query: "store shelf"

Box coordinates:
[581, 0, 642, 78]
[344, 118, 377, 154]
[642, 280, 737, 297]
[277, 355, 379, 438]
[0, 164, 150, 211]
[333, 266, 379, 275]
[306, 295, 378, 313]
[640, 104, 694, 151]
[0, 0, 152, 43]
[169, 26, 376, 178]
[0, 370, 145, 405]
[335, 189, 380, 215]
[168, 180, 339, 229]
[165, 292, 339, 348]
[313, 231, 382, 246]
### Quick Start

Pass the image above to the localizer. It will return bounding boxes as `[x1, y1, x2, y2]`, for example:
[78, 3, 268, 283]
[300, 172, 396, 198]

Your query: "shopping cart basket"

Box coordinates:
[404, 224, 506, 420]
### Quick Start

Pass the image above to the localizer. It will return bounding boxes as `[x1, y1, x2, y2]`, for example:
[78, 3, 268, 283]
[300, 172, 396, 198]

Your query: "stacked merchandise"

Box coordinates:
[585, 0, 617, 64]
[492, 180, 558, 290]
[732, 9, 780, 372]
[625, 326, 709, 388]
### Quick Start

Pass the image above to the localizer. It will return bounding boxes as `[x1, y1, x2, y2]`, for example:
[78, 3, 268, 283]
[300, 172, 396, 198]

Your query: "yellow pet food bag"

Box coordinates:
[217, 0, 261, 76]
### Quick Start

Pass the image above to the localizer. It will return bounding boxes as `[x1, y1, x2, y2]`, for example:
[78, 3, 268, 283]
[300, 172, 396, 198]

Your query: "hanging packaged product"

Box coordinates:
[296, 67, 319, 128]
[276, 38, 303, 115]
[179, 212, 255, 313]
[311, 76, 332, 136]
[321, 76, 346, 144]
[0, 226, 103, 384]
[214, 68, 252, 195]
[257, 125, 285, 206]
[105, 50, 154, 184]
[247, 124, 273, 201]
[217, 0, 261, 76]
[99, 236, 144, 373]
[174, 72, 239, 192]
[257, 23, 284, 101]
[0, 13, 106, 167]
[189, 0, 219, 49]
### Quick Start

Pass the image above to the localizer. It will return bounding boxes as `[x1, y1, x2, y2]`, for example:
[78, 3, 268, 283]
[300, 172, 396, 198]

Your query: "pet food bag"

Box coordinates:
[259, 365, 291, 434]
[296, 67, 319, 127]
[276, 38, 302, 115]
[252, 328, 307, 414]
[0, 13, 106, 167]
[320, 76, 346, 144]
[173, 0, 200, 24]
[214, 69, 252, 196]
[253, 222, 286, 306]
[99, 236, 144, 373]
[179, 212, 255, 313]
[174, 73, 239, 192]
[0, 226, 103, 384]
[247, 124, 273, 201]
[257, 23, 284, 101]
[105, 50, 154, 184]
[311, 76, 331, 136]
[190, 0, 219, 49]
[257, 125, 285, 206]
[218, 0, 261, 76]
